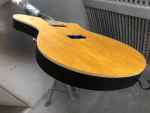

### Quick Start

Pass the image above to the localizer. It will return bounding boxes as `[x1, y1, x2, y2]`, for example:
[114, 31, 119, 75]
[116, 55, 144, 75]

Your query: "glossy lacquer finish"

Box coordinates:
[13, 14, 146, 90]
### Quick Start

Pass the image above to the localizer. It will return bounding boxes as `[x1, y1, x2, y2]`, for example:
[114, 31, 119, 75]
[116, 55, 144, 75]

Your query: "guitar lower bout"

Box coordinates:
[13, 14, 146, 90]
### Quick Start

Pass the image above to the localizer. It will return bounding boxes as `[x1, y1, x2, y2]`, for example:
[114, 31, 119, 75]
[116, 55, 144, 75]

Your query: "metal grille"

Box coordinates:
[85, 6, 150, 64]
[103, 0, 150, 6]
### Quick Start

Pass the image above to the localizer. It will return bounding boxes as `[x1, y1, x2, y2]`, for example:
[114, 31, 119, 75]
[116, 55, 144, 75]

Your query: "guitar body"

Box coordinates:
[13, 14, 146, 91]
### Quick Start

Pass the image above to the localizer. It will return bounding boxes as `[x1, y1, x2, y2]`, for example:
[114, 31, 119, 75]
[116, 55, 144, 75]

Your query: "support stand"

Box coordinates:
[44, 79, 80, 113]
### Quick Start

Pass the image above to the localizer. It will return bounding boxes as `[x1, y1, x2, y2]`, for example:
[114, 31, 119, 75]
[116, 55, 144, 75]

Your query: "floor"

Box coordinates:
[1, 65, 150, 113]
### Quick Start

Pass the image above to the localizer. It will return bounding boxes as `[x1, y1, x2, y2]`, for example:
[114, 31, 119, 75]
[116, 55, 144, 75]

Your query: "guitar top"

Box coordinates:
[13, 14, 146, 78]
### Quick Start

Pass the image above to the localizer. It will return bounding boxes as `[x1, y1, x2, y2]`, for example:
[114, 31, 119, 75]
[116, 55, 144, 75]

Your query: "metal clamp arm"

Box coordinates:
[11, 0, 56, 22]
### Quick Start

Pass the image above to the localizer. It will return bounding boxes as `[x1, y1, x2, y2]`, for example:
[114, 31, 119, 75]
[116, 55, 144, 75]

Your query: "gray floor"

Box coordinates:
[29, 65, 150, 113]
[1, 65, 148, 113]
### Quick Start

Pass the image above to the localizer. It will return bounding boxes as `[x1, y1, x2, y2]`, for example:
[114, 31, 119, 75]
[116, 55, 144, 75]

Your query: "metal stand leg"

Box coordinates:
[67, 85, 79, 113]
[44, 79, 79, 113]
[71, 87, 80, 98]
[44, 79, 57, 107]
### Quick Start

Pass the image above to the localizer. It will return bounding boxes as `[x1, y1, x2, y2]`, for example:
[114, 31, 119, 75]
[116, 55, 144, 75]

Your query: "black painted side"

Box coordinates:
[13, 19, 39, 38]
[13, 19, 142, 91]
[36, 47, 141, 91]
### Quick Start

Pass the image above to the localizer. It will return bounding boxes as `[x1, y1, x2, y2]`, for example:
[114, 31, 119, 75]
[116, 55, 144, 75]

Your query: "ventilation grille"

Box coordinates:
[85, 6, 150, 64]
[103, 0, 150, 6]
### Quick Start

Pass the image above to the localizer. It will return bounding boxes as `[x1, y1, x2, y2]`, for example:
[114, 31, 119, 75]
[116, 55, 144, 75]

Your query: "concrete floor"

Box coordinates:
[1, 65, 150, 113]
[29, 64, 150, 113]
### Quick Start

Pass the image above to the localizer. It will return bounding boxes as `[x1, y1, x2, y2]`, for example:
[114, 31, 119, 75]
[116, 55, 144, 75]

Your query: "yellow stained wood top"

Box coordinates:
[13, 14, 146, 78]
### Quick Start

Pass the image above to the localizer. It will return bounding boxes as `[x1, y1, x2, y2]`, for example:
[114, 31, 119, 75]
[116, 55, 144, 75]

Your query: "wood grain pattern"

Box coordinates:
[13, 14, 146, 78]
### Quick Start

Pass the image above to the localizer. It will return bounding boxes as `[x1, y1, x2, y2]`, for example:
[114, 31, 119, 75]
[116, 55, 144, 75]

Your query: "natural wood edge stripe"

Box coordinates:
[37, 44, 143, 78]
